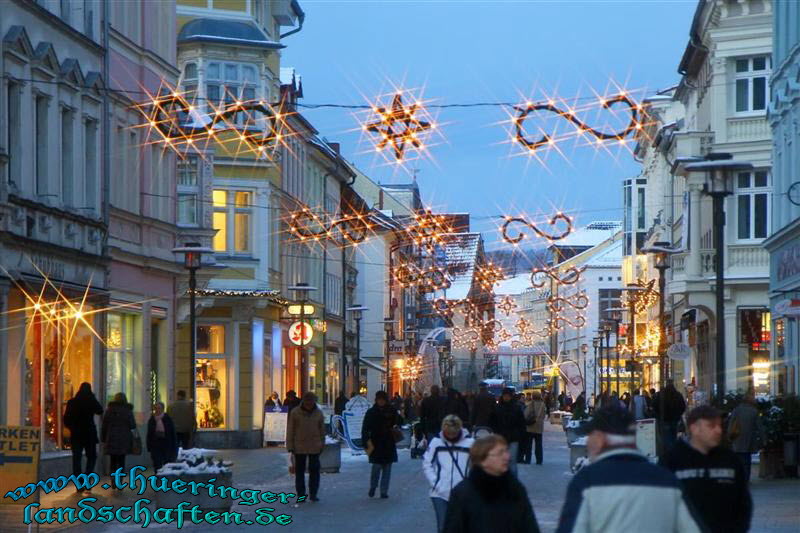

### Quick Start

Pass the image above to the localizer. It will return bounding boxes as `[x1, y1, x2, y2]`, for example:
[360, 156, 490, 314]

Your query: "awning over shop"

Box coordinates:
[360, 358, 386, 373]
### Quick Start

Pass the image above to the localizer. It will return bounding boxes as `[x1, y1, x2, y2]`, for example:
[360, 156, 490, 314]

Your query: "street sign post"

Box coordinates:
[0, 426, 41, 506]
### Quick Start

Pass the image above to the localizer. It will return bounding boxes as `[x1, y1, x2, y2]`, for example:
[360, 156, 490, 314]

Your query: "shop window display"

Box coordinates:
[196, 325, 228, 429]
[23, 304, 94, 451]
[106, 313, 140, 405]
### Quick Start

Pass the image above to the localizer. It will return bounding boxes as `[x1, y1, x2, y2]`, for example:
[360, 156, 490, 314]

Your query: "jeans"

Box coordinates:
[294, 453, 321, 498]
[109, 454, 126, 480]
[737, 452, 752, 482]
[370, 463, 392, 496]
[71, 442, 97, 477]
[518, 433, 534, 464]
[533, 433, 543, 464]
[431, 497, 448, 533]
[661, 421, 679, 454]
[507, 441, 519, 476]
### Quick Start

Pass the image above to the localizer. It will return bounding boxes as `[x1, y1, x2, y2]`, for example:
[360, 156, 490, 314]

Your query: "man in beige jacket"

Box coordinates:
[286, 391, 325, 502]
[524, 390, 547, 465]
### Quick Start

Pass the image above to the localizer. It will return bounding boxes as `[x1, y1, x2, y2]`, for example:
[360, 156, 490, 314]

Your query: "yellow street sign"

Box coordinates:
[0, 426, 40, 506]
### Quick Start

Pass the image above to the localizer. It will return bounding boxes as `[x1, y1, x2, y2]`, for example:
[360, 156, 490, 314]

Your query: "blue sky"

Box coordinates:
[283, 0, 697, 248]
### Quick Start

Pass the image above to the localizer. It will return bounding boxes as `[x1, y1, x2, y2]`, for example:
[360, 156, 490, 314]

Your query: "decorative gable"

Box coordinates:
[32, 42, 60, 74]
[3, 26, 34, 58]
[59, 58, 85, 88]
[83, 71, 105, 96]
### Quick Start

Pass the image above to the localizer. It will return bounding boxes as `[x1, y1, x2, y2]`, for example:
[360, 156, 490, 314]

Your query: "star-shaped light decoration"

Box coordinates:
[364, 92, 434, 162]
[628, 278, 659, 314]
[497, 295, 518, 317]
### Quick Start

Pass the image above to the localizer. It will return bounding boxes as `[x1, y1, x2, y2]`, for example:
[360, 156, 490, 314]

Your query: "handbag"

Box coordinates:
[131, 429, 142, 455]
[391, 426, 404, 443]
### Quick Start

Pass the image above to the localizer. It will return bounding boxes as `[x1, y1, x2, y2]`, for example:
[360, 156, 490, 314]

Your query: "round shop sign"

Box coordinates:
[667, 343, 691, 360]
[289, 321, 313, 346]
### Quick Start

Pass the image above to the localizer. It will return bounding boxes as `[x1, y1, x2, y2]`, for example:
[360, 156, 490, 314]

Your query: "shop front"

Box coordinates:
[765, 220, 800, 395]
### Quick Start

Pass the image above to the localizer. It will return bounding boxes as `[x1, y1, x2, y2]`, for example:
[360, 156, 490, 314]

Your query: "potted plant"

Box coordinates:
[778, 395, 800, 477]
[759, 403, 785, 479]
[156, 449, 233, 511]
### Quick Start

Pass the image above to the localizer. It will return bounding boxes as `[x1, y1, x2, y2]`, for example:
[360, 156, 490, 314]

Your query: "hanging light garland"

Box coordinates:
[501, 213, 574, 245]
[393, 263, 451, 292]
[513, 92, 640, 153]
[475, 262, 505, 291]
[398, 356, 424, 380]
[288, 206, 374, 244]
[627, 278, 659, 314]
[497, 295, 518, 316]
[547, 291, 590, 313]
[530, 265, 586, 288]
[402, 209, 455, 250]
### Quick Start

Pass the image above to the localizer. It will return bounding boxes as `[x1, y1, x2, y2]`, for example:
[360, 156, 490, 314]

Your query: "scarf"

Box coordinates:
[468, 466, 523, 502]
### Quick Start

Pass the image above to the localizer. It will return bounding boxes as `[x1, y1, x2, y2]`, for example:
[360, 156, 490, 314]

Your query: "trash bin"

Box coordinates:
[320, 440, 341, 473]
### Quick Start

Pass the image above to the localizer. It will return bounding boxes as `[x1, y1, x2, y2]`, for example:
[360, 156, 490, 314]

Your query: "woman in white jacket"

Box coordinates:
[422, 415, 474, 533]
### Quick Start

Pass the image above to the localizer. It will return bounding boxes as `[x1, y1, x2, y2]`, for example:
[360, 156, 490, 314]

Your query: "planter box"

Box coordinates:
[320, 442, 341, 473]
[156, 471, 233, 512]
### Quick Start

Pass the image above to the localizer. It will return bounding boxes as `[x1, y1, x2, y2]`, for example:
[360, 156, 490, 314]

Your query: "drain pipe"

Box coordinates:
[280, 0, 306, 39]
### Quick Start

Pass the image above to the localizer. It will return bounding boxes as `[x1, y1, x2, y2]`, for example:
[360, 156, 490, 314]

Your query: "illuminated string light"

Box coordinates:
[288, 206, 374, 244]
[475, 262, 505, 292]
[393, 263, 451, 292]
[513, 93, 640, 153]
[501, 212, 574, 244]
[547, 291, 589, 313]
[497, 295, 517, 317]
[364, 92, 432, 161]
[530, 265, 586, 288]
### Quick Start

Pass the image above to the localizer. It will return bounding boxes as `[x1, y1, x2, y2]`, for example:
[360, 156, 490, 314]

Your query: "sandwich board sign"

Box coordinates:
[0, 426, 40, 506]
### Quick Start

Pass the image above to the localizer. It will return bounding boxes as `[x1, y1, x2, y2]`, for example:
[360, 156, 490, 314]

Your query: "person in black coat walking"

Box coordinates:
[421, 385, 445, 442]
[443, 388, 469, 426]
[63, 383, 103, 492]
[653, 380, 687, 453]
[146, 402, 178, 471]
[489, 387, 526, 476]
[362, 390, 399, 498]
[470, 385, 496, 429]
[101, 392, 137, 481]
[284, 390, 301, 412]
[444, 434, 540, 533]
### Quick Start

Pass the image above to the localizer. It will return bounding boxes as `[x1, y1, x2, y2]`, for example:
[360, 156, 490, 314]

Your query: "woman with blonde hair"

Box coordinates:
[444, 435, 540, 533]
[422, 415, 474, 532]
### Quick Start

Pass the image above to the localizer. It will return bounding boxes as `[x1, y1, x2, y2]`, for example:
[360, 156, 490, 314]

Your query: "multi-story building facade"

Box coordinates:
[765, 0, 800, 395]
[634, 0, 773, 396]
[1, 0, 107, 477]
[173, 0, 304, 447]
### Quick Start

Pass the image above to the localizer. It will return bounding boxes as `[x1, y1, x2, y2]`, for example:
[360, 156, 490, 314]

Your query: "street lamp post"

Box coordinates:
[347, 305, 368, 394]
[580, 344, 588, 396]
[601, 322, 612, 395]
[172, 243, 214, 423]
[592, 337, 600, 404]
[683, 154, 753, 397]
[604, 307, 626, 395]
[382, 318, 397, 395]
[642, 242, 679, 389]
[289, 283, 317, 394]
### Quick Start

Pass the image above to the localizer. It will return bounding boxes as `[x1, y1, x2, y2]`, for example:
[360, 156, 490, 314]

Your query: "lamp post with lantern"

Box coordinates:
[173, 243, 214, 420]
[592, 337, 601, 405]
[580, 343, 589, 396]
[289, 283, 317, 394]
[641, 242, 680, 389]
[347, 305, 369, 394]
[682, 153, 753, 397]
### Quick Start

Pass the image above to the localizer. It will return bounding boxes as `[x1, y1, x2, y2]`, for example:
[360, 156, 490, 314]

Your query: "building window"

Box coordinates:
[739, 308, 770, 351]
[325, 273, 343, 316]
[61, 108, 74, 207]
[598, 289, 622, 322]
[734, 55, 770, 113]
[24, 301, 95, 451]
[7, 80, 21, 185]
[177, 156, 200, 225]
[206, 61, 259, 127]
[775, 318, 785, 358]
[35, 95, 49, 196]
[736, 170, 770, 240]
[196, 325, 228, 429]
[182, 62, 198, 103]
[84, 119, 97, 214]
[212, 189, 252, 253]
[106, 313, 140, 405]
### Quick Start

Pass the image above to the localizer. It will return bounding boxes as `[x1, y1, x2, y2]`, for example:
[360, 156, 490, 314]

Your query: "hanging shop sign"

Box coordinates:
[774, 299, 800, 317]
[289, 321, 314, 346]
[667, 343, 692, 360]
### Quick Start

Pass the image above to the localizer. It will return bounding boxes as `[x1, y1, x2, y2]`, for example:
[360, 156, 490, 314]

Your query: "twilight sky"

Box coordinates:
[283, 0, 697, 249]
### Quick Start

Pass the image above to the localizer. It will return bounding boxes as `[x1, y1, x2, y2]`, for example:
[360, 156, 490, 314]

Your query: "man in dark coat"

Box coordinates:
[443, 388, 469, 426]
[470, 384, 496, 429]
[284, 390, 301, 412]
[63, 382, 103, 491]
[334, 391, 348, 415]
[146, 402, 178, 471]
[421, 385, 445, 442]
[660, 405, 751, 533]
[489, 388, 526, 476]
[653, 380, 686, 454]
[362, 390, 399, 498]
[167, 390, 195, 450]
[101, 392, 137, 481]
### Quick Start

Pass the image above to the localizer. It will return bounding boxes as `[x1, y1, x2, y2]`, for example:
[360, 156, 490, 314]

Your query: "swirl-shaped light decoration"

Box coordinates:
[514, 93, 640, 153]
[502, 213, 574, 245]
[547, 292, 590, 313]
[393, 264, 450, 292]
[288, 207, 374, 244]
[551, 314, 587, 330]
[403, 210, 454, 250]
[452, 326, 481, 351]
[141, 91, 289, 156]
[530, 265, 586, 289]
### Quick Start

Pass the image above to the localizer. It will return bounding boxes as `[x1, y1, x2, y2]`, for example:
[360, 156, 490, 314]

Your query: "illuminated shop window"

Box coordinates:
[196, 325, 228, 429]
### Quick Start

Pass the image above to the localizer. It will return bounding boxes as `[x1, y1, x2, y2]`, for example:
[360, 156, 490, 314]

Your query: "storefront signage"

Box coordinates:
[388, 340, 406, 353]
[0, 426, 40, 506]
[635, 419, 657, 460]
[28, 254, 65, 280]
[774, 299, 800, 317]
[667, 343, 692, 360]
[262, 411, 288, 444]
[289, 321, 313, 346]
